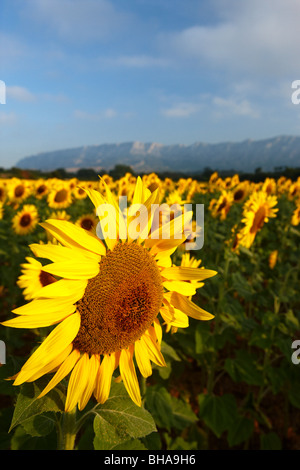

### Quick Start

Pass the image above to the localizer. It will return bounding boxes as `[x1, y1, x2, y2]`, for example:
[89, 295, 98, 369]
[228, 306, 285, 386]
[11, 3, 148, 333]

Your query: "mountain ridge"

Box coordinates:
[16, 135, 300, 173]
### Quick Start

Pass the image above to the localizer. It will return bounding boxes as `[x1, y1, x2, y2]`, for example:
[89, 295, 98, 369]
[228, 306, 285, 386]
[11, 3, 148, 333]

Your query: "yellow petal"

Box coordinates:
[38, 349, 81, 398]
[161, 266, 217, 281]
[135, 339, 152, 378]
[65, 353, 89, 412]
[119, 346, 141, 407]
[79, 354, 99, 410]
[14, 312, 81, 385]
[94, 353, 116, 404]
[160, 306, 189, 328]
[41, 259, 99, 279]
[153, 318, 162, 345]
[27, 344, 73, 383]
[163, 280, 196, 296]
[166, 291, 214, 321]
[32, 279, 87, 299]
[1, 308, 74, 328]
[30, 242, 100, 263]
[142, 331, 166, 367]
[12, 344, 73, 385]
[40, 219, 106, 257]
[12, 296, 78, 316]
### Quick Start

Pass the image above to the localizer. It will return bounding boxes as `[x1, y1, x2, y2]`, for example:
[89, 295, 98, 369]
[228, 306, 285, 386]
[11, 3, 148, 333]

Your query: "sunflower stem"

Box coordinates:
[59, 407, 77, 450]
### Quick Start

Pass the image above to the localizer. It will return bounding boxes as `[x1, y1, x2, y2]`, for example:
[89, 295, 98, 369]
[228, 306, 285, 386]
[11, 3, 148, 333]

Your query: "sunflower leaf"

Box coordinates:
[9, 378, 65, 432]
[93, 381, 156, 450]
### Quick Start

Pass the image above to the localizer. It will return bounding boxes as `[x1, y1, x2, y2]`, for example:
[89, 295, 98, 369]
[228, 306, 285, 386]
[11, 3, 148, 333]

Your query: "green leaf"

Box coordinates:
[21, 412, 56, 437]
[93, 381, 156, 450]
[260, 432, 282, 450]
[10, 377, 65, 432]
[224, 350, 263, 386]
[145, 385, 173, 430]
[170, 395, 198, 430]
[113, 439, 147, 450]
[198, 393, 237, 438]
[227, 416, 254, 447]
[231, 272, 253, 300]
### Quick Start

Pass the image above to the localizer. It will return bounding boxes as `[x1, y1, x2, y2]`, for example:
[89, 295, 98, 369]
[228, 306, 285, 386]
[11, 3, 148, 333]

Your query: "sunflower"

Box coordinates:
[75, 213, 98, 233]
[47, 183, 73, 209]
[2, 177, 216, 411]
[12, 204, 39, 235]
[73, 186, 88, 200]
[232, 182, 249, 203]
[0, 182, 7, 203]
[209, 191, 233, 220]
[8, 178, 30, 204]
[17, 257, 57, 300]
[35, 179, 49, 199]
[291, 204, 300, 226]
[239, 191, 278, 248]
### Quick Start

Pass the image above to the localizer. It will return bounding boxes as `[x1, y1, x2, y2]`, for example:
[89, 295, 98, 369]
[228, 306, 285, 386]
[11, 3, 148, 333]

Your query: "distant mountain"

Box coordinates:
[16, 136, 300, 174]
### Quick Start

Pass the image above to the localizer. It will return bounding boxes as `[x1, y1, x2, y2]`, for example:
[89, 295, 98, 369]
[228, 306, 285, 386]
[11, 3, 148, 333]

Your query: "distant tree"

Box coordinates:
[76, 168, 99, 180]
[109, 164, 135, 179]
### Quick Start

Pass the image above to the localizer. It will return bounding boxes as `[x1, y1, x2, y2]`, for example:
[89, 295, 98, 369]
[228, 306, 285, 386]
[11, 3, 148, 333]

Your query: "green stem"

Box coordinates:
[59, 407, 77, 450]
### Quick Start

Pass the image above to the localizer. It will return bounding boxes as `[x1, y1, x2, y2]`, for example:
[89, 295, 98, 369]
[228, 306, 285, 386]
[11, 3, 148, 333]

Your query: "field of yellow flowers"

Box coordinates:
[0, 171, 300, 450]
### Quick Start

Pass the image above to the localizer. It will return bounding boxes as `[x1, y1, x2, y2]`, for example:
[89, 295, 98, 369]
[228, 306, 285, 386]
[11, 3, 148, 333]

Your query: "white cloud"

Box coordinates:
[74, 108, 118, 120]
[100, 55, 171, 68]
[161, 102, 200, 118]
[23, 0, 132, 43]
[160, 0, 300, 78]
[0, 112, 17, 125]
[212, 96, 260, 118]
[6, 86, 36, 102]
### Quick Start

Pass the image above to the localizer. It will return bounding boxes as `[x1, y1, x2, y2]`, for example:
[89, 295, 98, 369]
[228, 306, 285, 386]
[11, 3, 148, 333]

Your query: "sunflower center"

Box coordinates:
[15, 185, 25, 198]
[80, 218, 94, 231]
[20, 213, 31, 227]
[37, 184, 47, 194]
[234, 189, 244, 201]
[54, 189, 68, 203]
[73, 242, 164, 355]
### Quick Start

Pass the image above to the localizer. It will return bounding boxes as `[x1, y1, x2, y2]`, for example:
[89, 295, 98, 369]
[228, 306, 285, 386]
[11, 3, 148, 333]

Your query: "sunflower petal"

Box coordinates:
[12, 296, 78, 316]
[40, 219, 106, 257]
[31, 278, 88, 299]
[14, 312, 81, 385]
[135, 339, 152, 378]
[79, 354, 99, 410]
[161, 266, 217, 281]
[94, 353, 116, 404]
[41, 259, 99, 279]
[38, 349, 81, 398]
[119, 346, 141, 407]
[1, 308, 74, 328]
[65, 353, 89, 412]
[163, 280, 197, 296]
[166, 291, 214, 321]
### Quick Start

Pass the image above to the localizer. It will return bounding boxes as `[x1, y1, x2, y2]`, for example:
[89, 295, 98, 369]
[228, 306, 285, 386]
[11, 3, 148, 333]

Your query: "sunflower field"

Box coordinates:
[0, 171, 300, 451]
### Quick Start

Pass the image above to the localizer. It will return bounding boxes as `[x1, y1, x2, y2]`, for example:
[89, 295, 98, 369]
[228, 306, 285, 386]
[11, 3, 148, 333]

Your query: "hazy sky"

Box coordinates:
[1, 0, 300, 168]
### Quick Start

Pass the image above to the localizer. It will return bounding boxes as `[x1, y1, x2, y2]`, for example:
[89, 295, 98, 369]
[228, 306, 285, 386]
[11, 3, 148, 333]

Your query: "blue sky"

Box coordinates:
[1, 0, 300, 168]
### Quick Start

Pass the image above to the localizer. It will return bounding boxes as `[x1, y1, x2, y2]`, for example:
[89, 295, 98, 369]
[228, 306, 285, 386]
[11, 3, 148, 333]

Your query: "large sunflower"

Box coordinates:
[2, 177, 216, 411]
